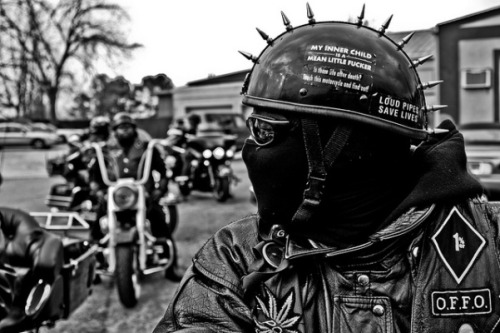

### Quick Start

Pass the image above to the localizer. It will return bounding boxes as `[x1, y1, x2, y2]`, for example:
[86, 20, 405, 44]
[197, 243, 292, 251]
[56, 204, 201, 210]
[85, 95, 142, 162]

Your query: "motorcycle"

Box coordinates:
[45, 142, 98, 224]
[91, 140, 179, 308]
[174, 132, 238, 202]
[0, 210, 97, 333]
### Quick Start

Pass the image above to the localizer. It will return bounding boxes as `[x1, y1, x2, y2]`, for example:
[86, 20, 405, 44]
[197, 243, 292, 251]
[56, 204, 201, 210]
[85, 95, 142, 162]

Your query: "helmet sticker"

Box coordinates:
[376, 94, 421, 126]
[303, 44, 374, 93]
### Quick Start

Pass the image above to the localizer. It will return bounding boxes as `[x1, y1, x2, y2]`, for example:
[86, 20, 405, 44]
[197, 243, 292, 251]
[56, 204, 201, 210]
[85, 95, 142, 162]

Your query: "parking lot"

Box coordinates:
[0, 144, 255, 332]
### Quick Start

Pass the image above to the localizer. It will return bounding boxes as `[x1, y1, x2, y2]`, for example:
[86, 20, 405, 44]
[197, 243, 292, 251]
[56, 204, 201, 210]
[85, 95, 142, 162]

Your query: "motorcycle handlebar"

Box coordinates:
[159, 139, 186, 155]
[91, 139, 161, 187]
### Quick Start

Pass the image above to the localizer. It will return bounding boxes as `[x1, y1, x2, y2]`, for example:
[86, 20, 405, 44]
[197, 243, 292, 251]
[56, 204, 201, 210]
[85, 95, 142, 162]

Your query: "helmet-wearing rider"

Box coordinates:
[90, 112, 182, 280]
[88, 115, 110, 143]
[155, 5, 499, 333]
[107, 112, 169, 233]
[185, 113, 201, 136]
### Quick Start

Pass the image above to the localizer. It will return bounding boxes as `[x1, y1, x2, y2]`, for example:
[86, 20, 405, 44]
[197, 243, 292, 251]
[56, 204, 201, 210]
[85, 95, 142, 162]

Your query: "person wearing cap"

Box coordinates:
[154, 5, 500, 333]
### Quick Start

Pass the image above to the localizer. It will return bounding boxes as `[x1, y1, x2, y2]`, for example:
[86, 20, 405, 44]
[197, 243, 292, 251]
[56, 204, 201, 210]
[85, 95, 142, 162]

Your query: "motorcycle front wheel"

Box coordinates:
[214, 176, 230, 202]
[115, 246, 141, 308]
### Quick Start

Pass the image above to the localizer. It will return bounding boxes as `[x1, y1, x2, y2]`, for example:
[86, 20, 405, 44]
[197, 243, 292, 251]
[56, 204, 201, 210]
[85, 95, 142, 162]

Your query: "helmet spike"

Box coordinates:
[256, 27, 273, 45]
[378, 14, 393, 35]
[357, 4, 366, 27]
[306, 3, 316, 24]
[427, 128, 450, 135]
[422, 105, 448, 112]
[281, 11, 293, 31]
[397, 32, 415, 49]
[411, 55, 433, 68]
[419, 80, 443, 90]
[238, 50, 258, 63]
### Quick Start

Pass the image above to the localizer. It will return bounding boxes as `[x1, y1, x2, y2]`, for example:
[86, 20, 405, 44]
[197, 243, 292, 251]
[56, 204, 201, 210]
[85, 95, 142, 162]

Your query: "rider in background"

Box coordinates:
[185, 113, 201, 136]
[92, 112, 182, 281]
[87, 116, 111, 144]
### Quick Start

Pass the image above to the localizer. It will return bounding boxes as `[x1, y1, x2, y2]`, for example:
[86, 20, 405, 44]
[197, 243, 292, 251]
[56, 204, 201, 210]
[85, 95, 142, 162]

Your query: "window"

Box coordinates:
[461, 69, 491, 89]
[7, 125, 25, 133]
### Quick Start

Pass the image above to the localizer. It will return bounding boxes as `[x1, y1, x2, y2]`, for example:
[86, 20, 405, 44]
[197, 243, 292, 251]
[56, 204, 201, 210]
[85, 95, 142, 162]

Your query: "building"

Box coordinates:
[170, 70, 252, 120]
[437, 5, 500, 124]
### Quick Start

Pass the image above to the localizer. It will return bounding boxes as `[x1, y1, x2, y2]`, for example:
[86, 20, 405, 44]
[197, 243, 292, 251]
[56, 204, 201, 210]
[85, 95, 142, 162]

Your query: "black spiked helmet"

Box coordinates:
[240, 3, 447, 140]
[240, 4, 448, 226]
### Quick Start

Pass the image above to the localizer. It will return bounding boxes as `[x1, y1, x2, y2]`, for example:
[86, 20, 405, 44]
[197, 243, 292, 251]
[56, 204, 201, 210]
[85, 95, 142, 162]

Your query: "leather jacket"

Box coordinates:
[154, 197, 500, 333]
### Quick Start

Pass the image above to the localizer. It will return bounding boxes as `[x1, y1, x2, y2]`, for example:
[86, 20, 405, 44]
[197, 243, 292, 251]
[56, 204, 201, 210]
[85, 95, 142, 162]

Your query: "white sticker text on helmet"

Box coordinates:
[303, 44, 375, 93]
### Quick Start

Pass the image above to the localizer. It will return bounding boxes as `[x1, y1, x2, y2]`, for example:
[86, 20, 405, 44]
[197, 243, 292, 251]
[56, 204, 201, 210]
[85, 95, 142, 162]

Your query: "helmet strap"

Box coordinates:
[291, 118, 351, 226]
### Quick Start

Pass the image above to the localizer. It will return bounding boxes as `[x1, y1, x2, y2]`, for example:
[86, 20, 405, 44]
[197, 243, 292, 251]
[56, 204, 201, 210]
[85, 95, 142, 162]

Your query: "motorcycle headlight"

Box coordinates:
[213, 147, 225, 160]
[166, 155, 177, 167]
[226, 149, 234, 159]
[113, 185, 138, 209]
[202, 149, 212, 159]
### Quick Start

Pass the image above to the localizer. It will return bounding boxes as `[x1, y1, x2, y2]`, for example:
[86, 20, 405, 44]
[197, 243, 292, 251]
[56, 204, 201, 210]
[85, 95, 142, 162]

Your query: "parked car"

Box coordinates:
[30, 122, 58, 133]
[0, 122, 60, 148]
[187, 111, 249, 151]
[56, 128, 87, 143]
[460, 122, 500, 200]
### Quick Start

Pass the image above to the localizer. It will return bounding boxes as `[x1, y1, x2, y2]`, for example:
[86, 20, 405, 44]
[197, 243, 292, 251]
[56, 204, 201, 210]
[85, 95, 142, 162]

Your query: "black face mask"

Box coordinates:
[116, 131, 137, 148]
[242, 135, 308, 228]
[243, 121, 414, 247]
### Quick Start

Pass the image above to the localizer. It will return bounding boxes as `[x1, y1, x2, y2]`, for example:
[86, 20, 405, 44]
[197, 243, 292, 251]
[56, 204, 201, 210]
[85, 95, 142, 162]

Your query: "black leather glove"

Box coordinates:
[151, 189, 164, 202]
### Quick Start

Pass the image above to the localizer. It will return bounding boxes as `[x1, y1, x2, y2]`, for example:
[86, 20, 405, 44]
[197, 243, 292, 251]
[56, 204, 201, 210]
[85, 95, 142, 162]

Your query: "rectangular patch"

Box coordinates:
[432, 289, 492, 316]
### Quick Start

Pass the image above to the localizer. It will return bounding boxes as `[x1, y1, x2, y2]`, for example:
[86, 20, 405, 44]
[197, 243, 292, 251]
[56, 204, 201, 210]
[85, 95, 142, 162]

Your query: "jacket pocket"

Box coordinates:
[332, 296, 393, 333]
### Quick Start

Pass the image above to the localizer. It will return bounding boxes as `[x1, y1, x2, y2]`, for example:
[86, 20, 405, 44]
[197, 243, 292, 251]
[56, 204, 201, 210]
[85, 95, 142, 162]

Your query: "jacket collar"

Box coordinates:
[283, 204, 435, 260]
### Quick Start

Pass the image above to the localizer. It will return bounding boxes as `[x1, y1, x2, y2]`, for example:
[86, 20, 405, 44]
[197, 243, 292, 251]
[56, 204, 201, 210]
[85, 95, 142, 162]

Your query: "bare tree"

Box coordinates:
[0, 0, 141, 121]
[90, 73, 132, 116]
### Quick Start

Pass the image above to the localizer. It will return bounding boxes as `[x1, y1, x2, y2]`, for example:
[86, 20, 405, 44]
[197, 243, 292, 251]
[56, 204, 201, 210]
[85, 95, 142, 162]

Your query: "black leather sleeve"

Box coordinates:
[153, 266, 254, 333]
[154, 217, 261, 333]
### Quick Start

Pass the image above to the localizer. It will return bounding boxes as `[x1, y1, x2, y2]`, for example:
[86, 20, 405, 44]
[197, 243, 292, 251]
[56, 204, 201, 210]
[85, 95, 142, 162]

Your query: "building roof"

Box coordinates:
[437, 5, 500, 26]
[187, 69, 251, 87]
[386, 29, 437, 59]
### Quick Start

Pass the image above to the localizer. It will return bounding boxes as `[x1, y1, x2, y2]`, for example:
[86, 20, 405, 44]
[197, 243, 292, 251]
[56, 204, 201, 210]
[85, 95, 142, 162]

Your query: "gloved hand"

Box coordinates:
[151, 189, 165, 202]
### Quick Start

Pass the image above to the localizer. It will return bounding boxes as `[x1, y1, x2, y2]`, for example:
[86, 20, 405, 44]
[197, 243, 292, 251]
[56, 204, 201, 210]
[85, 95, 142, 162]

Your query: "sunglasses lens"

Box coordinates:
[247, 118, 275, 145]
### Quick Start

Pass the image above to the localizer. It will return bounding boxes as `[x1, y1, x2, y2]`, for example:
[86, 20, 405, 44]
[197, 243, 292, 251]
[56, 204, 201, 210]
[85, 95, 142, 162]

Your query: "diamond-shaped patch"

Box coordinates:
[431, 207, 486, 284]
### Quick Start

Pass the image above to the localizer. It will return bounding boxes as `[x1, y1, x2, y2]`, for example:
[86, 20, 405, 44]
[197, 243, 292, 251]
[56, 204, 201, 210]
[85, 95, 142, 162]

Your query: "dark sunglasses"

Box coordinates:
[245, 114, 291, 146]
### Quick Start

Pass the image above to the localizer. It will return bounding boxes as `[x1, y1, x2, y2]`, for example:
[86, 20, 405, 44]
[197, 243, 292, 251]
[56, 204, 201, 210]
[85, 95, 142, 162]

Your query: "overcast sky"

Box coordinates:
[109, 0, 500, 87]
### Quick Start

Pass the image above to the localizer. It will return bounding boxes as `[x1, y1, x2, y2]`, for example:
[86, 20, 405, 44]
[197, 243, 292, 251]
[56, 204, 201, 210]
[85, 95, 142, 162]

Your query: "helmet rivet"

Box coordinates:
[299, 88, 308, 96]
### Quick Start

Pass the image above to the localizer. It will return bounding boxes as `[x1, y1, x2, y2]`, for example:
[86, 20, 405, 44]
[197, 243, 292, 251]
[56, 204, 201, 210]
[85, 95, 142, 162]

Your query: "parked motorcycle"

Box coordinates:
[45, 142, 98, 224]
[174, 132, 238, 202]
[91, 140, 179, 308]
[0, 210, 97, 333]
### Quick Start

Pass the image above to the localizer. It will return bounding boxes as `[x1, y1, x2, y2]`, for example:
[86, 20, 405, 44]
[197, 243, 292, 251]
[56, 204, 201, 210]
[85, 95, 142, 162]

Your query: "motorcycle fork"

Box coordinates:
[107, 184, 147, 273]
[207, 163, 216, 187]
